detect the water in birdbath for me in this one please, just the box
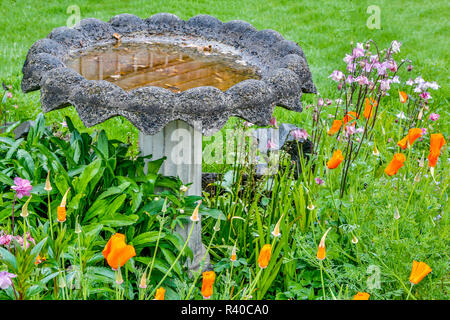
[65,41,260,92]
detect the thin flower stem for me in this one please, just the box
[320,260,326,300]
[47,192,54,240]
[185,228,217,300]
[11,194,17,236]
[147,221,196,299]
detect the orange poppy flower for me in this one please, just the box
[428,133,446,167]
[328,120,342,136]
[154,287,165,300]
[343,111,359,125]
[399,91,408,103]
[102,233,136,270]
[316,227,331,260]
[353,292,370,300]
[363,97,378,119]
[384,153,406,176]
[258,244,272,269]
[327,149,344,169]
[201,271,216,299]
[35,255,46,265]
[409,261,432,285]
[397,128,423,150]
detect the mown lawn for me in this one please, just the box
[0,0,448,142]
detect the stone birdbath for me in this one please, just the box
[21,13,316,270]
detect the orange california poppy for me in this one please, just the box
[328,120,343,136]
[35,255,46,265]
[363,97,378,119]
[102,233,136,270]
[428,133,446,167]
[201,271,216,299]
[353,292,370,300]
[409,261,432,285]
[399,91,408,103]
[343,111,359,125]
[316,227,331,260]
[397,128,423,150]
[384,153,406,176]
[258,244,272,269]
[154,287,165,300]
[327,149,344,169]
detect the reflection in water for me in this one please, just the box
[65,41,260,92]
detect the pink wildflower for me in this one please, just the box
[11,177,33,199]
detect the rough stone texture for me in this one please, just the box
[22,13,316,136]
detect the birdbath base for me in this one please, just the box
[139,120,209,271]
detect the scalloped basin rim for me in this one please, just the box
[21,13,317,136]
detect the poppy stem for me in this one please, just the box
[319,260,326,300]
[47,191,54,240]
[406,283,414,300]
[147,220,196,299]
[185,227,217,300]
[11,193,17,236]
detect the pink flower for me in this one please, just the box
[11,177,33,199]
[270,117,278,128]
[291,129,309,140]
[380,79,391,92]
[420,92,431,101]
[345,125,356,137]
[329,70,345,82]
[325,99,332,105]
[346,63,356,73]
[315,177,325,185]
[376,61,388,76]
[317,98,324,107]
[266,139,278,150]
[343,54,353,64]
[355,75,369,86]
[243,121,254,128]
[429,113,440,121]
[421,128,428,136]
[6,92,12,99]
[345,75,355,84]
[352,46,364,59]
[387,60,398,72]
[0,271,17,290]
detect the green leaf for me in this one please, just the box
[99,213,139,227]
[0,246,18,272]
[73,158,102,194]
[132,231,166,247]
[96,130,109,159]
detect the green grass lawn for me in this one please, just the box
[0,0,448,146]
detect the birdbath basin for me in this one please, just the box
[21,13,316,270]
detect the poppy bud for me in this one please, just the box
[316,227,332,260]
[258,244,272,269]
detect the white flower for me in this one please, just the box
[396,112,407,119]
[391,40,402,53]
